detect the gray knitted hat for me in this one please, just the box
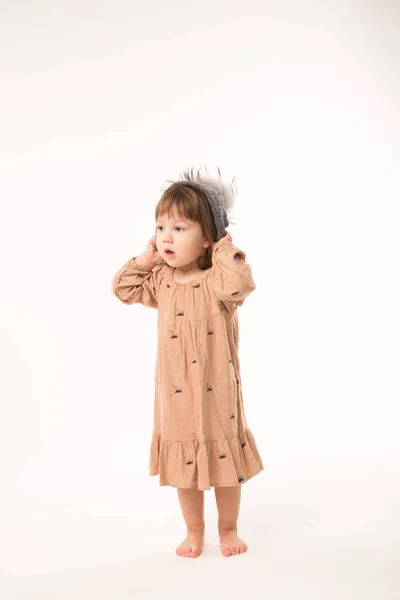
[175,165,237,242]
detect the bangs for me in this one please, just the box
[155,184,206,224]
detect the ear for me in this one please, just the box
[203,232,211,248]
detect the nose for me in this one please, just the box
[161,229,173,243]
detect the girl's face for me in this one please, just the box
[156,212,210,271]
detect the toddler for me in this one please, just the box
[111,166,264,557]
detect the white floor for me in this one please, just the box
[1,462,399,600]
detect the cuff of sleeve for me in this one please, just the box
[212,238,233,252]
[130,257,153,271]
[212,239,246,260]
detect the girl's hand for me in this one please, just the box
[137,236,167,268]
[211,230,232,251]
[147,235,167,265]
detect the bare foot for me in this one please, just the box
[219,529,248,557]
[176,531,205,558]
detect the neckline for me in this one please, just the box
[165,266,213,289]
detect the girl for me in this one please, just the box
[111,166,264,558]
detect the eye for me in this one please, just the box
[156,226,184,232]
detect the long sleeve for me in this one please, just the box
[111,257,166,308]
[211,238,256,308]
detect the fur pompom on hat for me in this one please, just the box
[176,165,237,242]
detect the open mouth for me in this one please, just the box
[165,250,175,258]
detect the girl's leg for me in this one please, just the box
[175,487,205,558]
[214,486,248,556]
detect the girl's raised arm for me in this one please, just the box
[211,234,256,309]
[111,257,166,308]
[112,235,167,308]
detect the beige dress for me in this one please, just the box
[111,237,264,490]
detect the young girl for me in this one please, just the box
[111,166,264,558]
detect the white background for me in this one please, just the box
[1,1,399,599]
